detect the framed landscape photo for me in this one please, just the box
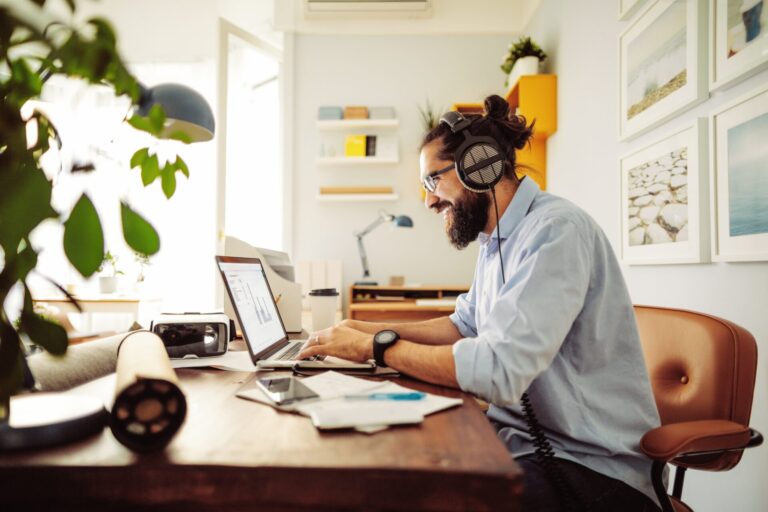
[619,0,708,140]
[711,0,768,91]
[619,0,649,21]
[710,83,768,261]
[620,119,709,264]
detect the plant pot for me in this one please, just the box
[507,56,540,90]
[99,276,117,294]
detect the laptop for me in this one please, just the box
[216,256,375,370]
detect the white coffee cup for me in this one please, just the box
[308,288,339,332]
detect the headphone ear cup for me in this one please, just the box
[456,140,505,192]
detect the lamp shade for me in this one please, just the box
[138,83,215,142]
[393,215,413,228]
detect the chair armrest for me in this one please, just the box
[640,420,751,461]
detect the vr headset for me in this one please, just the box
[150,313,236,359]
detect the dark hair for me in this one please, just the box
[420,95,534,182]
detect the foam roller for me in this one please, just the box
[111,331,187,452]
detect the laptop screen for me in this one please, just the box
[217,257,287,356]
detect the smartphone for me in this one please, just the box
[256,376,319,405]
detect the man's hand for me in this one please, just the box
[297,324,374,362]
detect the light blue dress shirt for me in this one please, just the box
[450,177,661,504]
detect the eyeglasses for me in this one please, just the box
[422,163,455,193]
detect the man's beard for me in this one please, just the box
[442,191,490,249]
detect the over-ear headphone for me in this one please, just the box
[439,111,505,193]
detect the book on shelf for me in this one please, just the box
[343,106,369,119]
[319,186,393,195]
[318,106,343,120]
[344,135,367,157]
[365,135,377,156]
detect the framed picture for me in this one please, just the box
[619,0,649,21]
[620,119,709,264]
[710,82,768,261]
[619,0,708,140]
[710,0,768,91]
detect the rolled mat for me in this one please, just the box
[110,331,187,452]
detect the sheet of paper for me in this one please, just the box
[300,370,385,399]
[169,350,257,372]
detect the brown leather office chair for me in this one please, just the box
[634,305,763,512]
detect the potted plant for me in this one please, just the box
[0,1,198,418]
[98,251,124,294]
[134,251,151,291]
[417,97,443,133]
[500,36,548,88]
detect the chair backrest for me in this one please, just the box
[634,305,758,470]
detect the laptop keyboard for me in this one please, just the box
[275,342,324,362]
[277,343,302,360]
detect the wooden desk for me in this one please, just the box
[0,369,521,511]
[349,284,469,322]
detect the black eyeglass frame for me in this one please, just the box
[422,163,455,193]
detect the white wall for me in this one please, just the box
[525,1,768,510]
[291,34,514,293]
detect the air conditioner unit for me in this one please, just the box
[305,0,432,13]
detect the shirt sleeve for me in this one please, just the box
[452,217,592,406]
[450,283,478,338]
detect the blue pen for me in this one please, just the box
[344,392,426,401]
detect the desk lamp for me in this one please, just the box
[354,211,413,285]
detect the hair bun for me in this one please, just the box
[484,94,510,120]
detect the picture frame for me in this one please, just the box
[619,0,708,140]
[710,0,768,91]
[620,119,709,265]
[709,82,768,261]
[619,0,649,21]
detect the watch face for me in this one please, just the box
[376,330,397,344]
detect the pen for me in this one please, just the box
[344,392,426,401]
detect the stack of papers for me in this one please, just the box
[236,371,462,434]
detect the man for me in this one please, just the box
[298,95,661,512]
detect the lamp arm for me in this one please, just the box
[356,234,371,278]
[355,213,392,238]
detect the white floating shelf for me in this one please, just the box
[316,119,399,130]
[316,194,399,202]
[316,156,399,166]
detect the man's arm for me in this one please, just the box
[297,324,459,388]
[334,316,463,346]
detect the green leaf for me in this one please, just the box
[121,202,160,256]
[130,147,149,169]
[0,321,24,403]
[20,304,68,356]
[128,114,153,133]
[21,315,68,355]
[161,164,177,198]
[88,18,116,47]
[167,130,192,144]
[0,167,57,253]
[140,153,160,186]
[175,157,189,178]
[63,194,104,277]
[148,104,166,134]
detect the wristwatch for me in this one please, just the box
[373,330,400,367]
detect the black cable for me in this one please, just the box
[489,185,589,512]
[490,186,506,284]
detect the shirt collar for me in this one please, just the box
[477,177,540,246]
